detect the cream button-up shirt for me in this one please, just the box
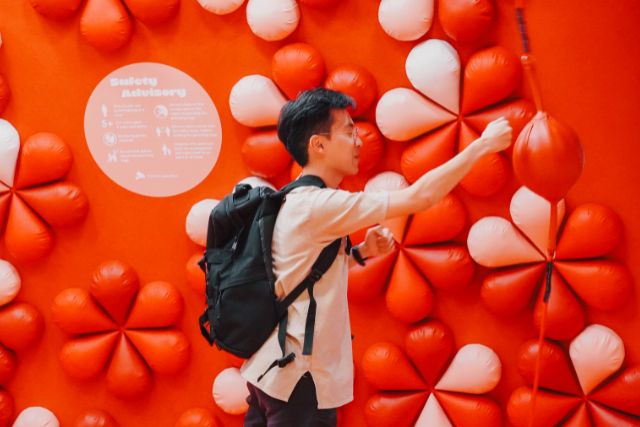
[240,186,389,409]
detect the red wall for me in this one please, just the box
[0,0,638,425]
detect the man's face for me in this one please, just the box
[321,109,362,176]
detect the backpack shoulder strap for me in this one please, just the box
[280,174,327,194]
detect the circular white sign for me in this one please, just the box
[85,62,222,197]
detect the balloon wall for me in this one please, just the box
[0,0,639,425]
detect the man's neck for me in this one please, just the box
[300,165,343,189]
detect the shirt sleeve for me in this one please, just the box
[307,188,389,243]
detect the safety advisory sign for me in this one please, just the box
[85,62,222,197]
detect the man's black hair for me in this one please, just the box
[277,88,355,167]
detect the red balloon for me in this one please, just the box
[29,0,82,19]
[242,130,292,179]
[439,0,494,43]
[0,346,16,385]
[298,0,340,6]
[175,407,220,427]
[0,389,14,427]
[272,43,326,100]
[513,111,584,202]
[325,65,377,117]
[0,74,10,115]
[73,409,120,427]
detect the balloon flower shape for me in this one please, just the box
[197,0,340,42]
[0,120,89,263]
[229,42,384,190]
[468,186,633,340]
[0,260,44,427]
[349,172,475,324]
[29,0,180,51]
[51,260,191,399]
[508,324,640,426]
[378,0,494,43]
[362,321,502,426]
[376,39,536,197]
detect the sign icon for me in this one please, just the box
[162,144,172,156]
[153,104,168,119]
[108,151,118,163]
[135,171,146,180]
[103,133,117,146]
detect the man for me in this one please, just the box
[241,88,512,426]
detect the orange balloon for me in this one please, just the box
[106,336,152,398]
[241,130,292,179]
[0,302,44,351]
[186,252,205,295]
[555,260,632,311]
[385,252,434,323]
[438,0,494,44]
[516,339,581,395]
[404,245,475,292]
[175,407,220,427]
[126,281,183,328]
[14,132,73,189]
[298,0,340,6]
[125,0,180,26]
[29,0,82,19]
[354,122,384,174]
[80,0,134,51]
[0,74,10,115]
[364,392,428,427]
[404,193,466,245]
[4,196,54,262]
[73,409,120,427]
[126,330,190,374]
[590,366,640,417]
[401,123,457,184]
[533,271,585,340]
[507,386,580,427]
[589,403,640,426]
[361,342,426,390]
[462,46,521,114]
[60,333,120,379]
[51,288,117,335]
[435,391,502,427]
[325,65,377,117]
[556,203,623,259]
[348,250,397,303]
[272,43,325,100]
[513,111,584,203]
[90,260,140,325]
[404,321,454,387]
[0,345,16,385]
[481,264,545,316]
[0,389,14,427]
[18,182,89,227]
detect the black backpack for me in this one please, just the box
[198,175,345,381]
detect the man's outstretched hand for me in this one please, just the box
[478,116,513,154]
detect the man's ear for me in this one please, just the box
[309,134,324,155]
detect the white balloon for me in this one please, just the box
[236,176,276,191]
[436,344,501,394]
[186,199,219,247]
[246,0,299,41]
[415,394,451,427]
[467,217,545,267]
[406,39,460,114]
[0,259,20,306]
[229,75,287,127]
[12,407,60,427]
[510,186,565,256]
[570,324,625,395]
[378,0,434,41]
[0,119,20,187]
[197,0,245,15]
[212,367,249,415]
[375,88,455,141]
[364,171,409,192]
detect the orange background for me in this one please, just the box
[0,0,639,425]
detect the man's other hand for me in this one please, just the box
[359,225,395,258]
[479,116,512,154]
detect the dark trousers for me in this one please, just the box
[244,372,337,427]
